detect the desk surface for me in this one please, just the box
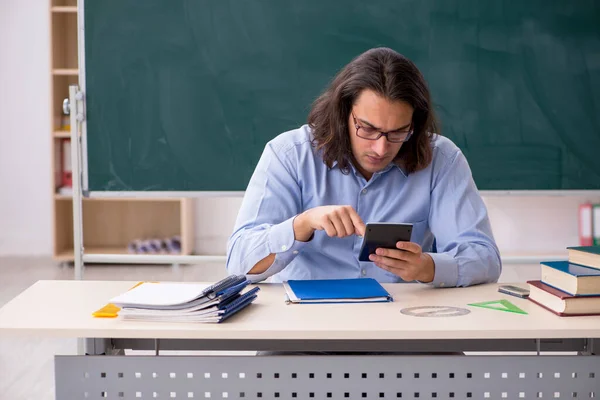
[0,280,599,340]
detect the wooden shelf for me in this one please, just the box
[52,0,77,7]
[55,247,190,263]
[86,197,186,202]
[55,247,131,262]
[51,6,77,13]
[54,130,70,138]
[54,194,187,202]
[52,69,78,76]
[53,198,194,260]
[52,75,78,131]
[51,12,77,70]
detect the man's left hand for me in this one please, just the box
[369,241,435,283]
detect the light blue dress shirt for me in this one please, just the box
[226,125,501,286]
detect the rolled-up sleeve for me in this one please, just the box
[226,141,309,282]
[427,150,502,287]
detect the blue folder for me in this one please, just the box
[283,278,393,304]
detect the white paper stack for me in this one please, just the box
[109,275,259,323]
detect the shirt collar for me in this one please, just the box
[330,158,407,178]
[379,162,408,178]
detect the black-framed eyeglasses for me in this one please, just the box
[352,112,413,143]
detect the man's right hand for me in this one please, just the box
[293,205,366,242]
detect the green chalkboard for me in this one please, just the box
[84,0,600,191]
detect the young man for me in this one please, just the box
[226,47,501,287]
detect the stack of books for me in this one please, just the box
[109,275,259,323]
[527,246,600,316]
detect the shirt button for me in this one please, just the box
[440,283,445,287]
[361,189,368,194]
[281,245,288,251]
[361,269,366,276]
[292,250,298,255]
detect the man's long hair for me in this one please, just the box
[308,48,438,174]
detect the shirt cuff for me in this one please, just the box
[426,252,458,288]
[246,215,309,283]
[268,215,298,253]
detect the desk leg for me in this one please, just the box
[85,338,113,355]
[581,338,598,356]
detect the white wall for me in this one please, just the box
[193,195,600,258]
[485,195,599,256]
[0,0,598,258]
[0,0,52,256]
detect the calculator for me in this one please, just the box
[498,285,530,298]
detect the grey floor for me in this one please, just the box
[0,257,540,400]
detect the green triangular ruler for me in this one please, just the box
[468,299,528,315]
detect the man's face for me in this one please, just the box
[348,89,414,180]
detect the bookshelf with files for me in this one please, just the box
[50,0,194,262]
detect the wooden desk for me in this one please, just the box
[1,280,599,399]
